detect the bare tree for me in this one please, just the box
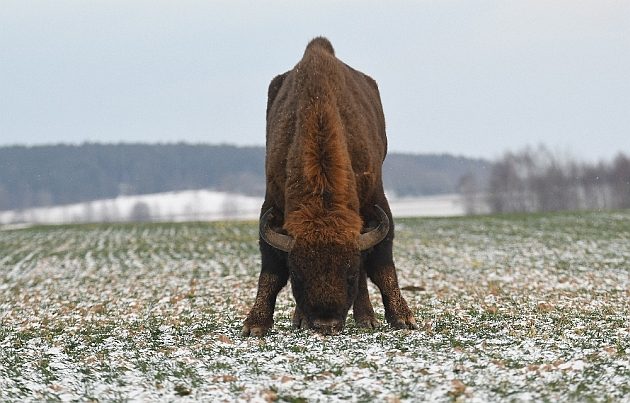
[129,201,152,222]
[487,146,630,214]
[488,151,535,213]
[458,174,480,215]
[611,154,630,209]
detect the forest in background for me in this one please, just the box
[0,143,489,211]
[461,146,630,214]
[4,143,628,216]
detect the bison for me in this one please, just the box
[242,37,417,336]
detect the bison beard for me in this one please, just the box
[242,37,417,336]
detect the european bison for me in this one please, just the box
[242,37,417,336]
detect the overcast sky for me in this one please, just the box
[1,0,629,161]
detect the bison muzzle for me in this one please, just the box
[242,37,417,336]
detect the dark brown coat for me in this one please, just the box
[242,37,416,336]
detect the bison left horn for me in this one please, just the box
[260,208,295,252]
[358,205,390,251]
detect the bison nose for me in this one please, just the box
[311,318,343,335]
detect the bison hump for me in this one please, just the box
[304,37,335,57]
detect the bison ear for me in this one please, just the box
[266,72,288,118]
[260,208,295,253]
[358,205,390,251]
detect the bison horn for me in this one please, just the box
[260,208,295,252]
[358,205,390,251]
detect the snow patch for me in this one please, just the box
[0,191,465,225]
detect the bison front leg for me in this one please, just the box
[242,241,289,337]
[353,268,380,329]
[365,238,417,330]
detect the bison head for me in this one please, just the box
[260,205,389,334]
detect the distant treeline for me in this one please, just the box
[0,143,489,211]
[461,146,630,214]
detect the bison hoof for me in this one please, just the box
[355,316,380,329]
[292,317,309,330]
[389,315,418,330]
[292,308,310,330]
[241,324,271,337]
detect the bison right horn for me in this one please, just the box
[260,208,295,252]
[358,205,390,251]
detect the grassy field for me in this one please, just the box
[1,211,629,401]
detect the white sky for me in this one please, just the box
[1,0,629,161]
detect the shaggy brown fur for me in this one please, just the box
[242,37,416,336]
[283,40,363,245]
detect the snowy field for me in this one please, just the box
[0,191,464,225]
[1,212,629,401]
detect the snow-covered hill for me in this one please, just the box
[0,190,464,225]
[0,190,263,225]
